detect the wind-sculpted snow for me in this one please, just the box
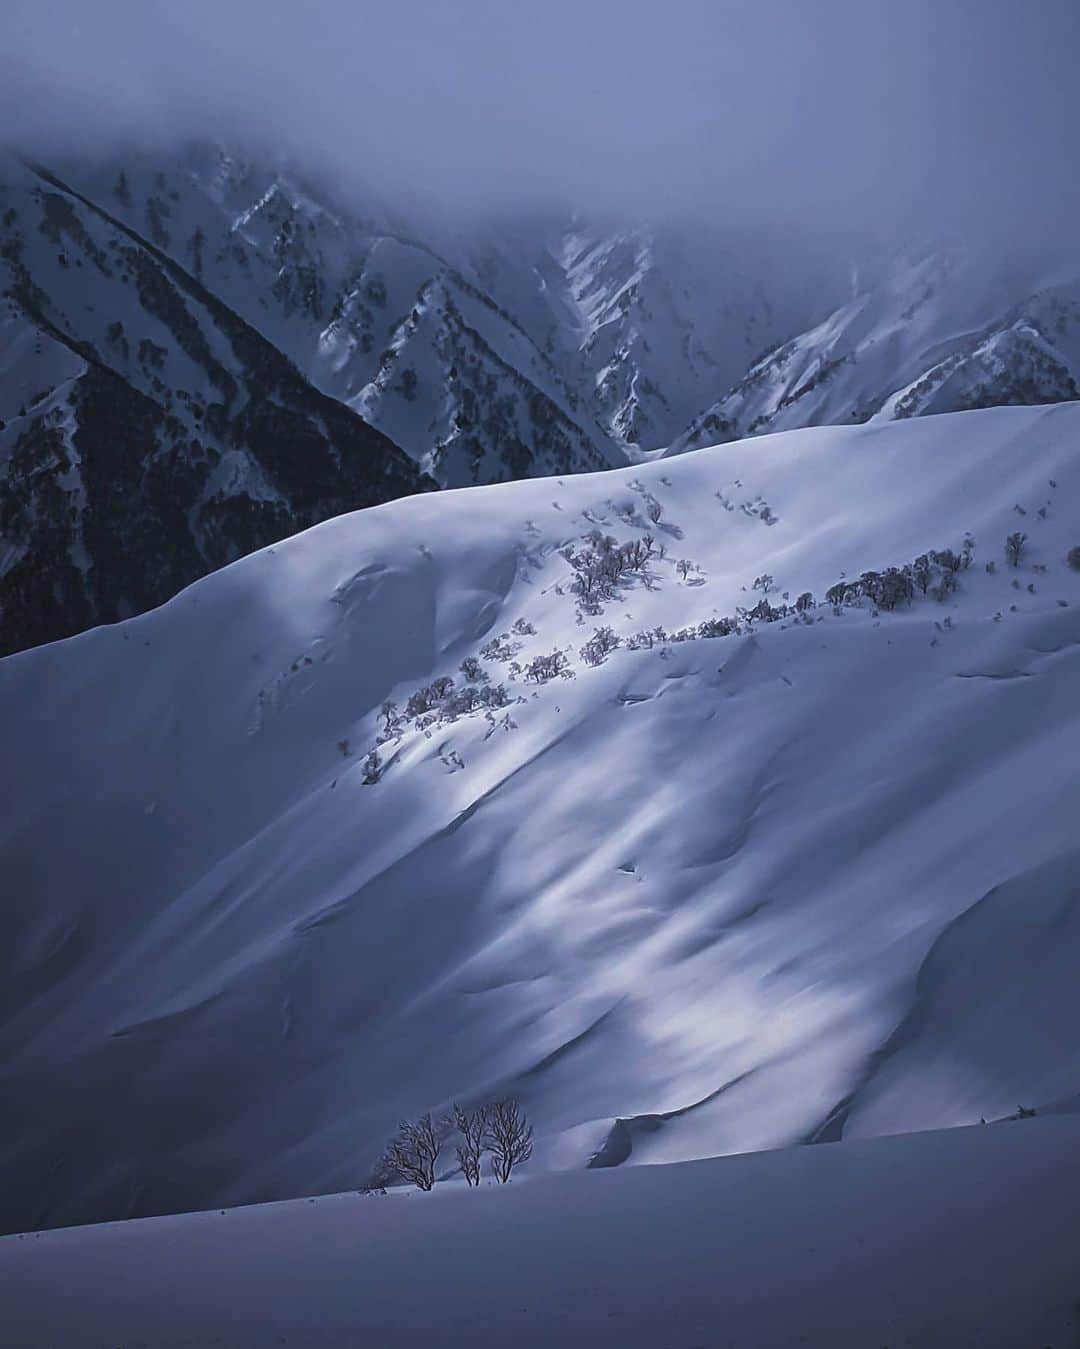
[1,404,1079,1232]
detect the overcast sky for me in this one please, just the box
[3,0,1078,250]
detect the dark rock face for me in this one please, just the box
[0,162,432,658]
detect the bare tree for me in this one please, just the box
[647,501,663,524]
[451,1104,489,1187]
[677,559,693,581]
[486,1099,533,1183]
[380,1114,442,1191]
[1005,531,1027,567]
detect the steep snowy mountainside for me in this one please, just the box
[4,1116,1080,1348]
[558,221,837,454]
[0,157,429,656]
[53,147,842,470]
[560,225,732,450]
[1,402,1078,1233]
[67,148,624,486]
[673,250,1080,452]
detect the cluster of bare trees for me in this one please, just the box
[825,539,976,611]
[358,606,580,783]
[562,528,659,611]
[366,675,513,754]
[371,1100,533,1192]
[625,614,741,650]
[480,631,523,663]
[403,676,514,723]
[582,625,621,666]
[625,587,824,651]
[516,650,571,683]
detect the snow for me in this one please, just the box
[12,144,851,481]
[2,1115,1079,1347]
[673,249,1080,451]
[1,403,1079,1234]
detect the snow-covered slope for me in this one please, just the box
[1,403,1079,1234]
[674,250,1080,452]
[3,1114,1079,1348]
[0,156,429,655]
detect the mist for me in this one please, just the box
[3,0,1080,255]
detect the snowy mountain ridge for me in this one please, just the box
[673,249,1080,452]
[1,401,1078,1234]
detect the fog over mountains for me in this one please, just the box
[2,5,1078,654]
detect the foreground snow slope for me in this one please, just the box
[2,403,1079,1232]
[3,1116,1080,1348]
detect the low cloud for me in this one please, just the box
[3,0,1079,258]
